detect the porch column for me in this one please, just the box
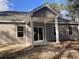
[55,16,60,43]
[29,14,34,46]
[44,23,47,42]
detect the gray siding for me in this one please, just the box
[32,7,56,18]
[46,23,79,42]
[46,23,56,42]
[59,24,79,41]
[26,24,32,46]
[0,23,32,47]
[0,13,27,22]
[0,24,25,46]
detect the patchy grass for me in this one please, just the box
[0,41,79,59]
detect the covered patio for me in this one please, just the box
[29,15,60,45]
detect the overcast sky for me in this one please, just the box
[0,0,67,12]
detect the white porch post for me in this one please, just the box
[44,23,47,42]
[55,16,60,43]
[29,14,34,46]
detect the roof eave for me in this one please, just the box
[29,3,59,16]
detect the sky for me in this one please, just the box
[0,0,67,12]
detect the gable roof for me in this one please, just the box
[29,3,59,15]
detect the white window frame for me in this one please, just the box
[16,25,24,37]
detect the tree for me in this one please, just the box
[66,0,74,17]
[66,0,79,22]
[50,3,65,11]
[66,0,79,15]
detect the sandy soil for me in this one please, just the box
[0,41,79,59]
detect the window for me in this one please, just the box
[54,27,56,35]
[17,26,24,37]
[69,27,72,35]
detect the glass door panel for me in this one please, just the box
[39,28,43,40]
[34,28,38,41]
[34,27,43,42]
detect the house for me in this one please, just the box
[0,3,79,47]
[27,3,79,46]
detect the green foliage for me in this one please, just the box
[67,0,79,10]
[67,0,72,2]
[50,3,65,11]
[66,0,74,17]
[49,1,75,17]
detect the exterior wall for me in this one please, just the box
[46,23,56,42]
[26,24,32,46]
[0,23,32,47]
[32,17,55,23]
[0,24,23,46]
[46,23,79,42]
[59,24,69,41]
[59,24,79,41]
[0,13,27,22]
[32,7,56,18]
[46,9,56,18]
[33,22,44,27]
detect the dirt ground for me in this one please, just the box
[0,41,79,59]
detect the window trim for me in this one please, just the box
[16,25,24,37]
